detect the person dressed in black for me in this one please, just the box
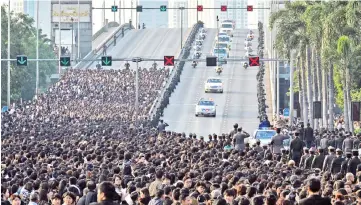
[343,133,354,153]
[91,182,119,205]
[304,123,314,148]
[157,120,168,133]
[289,130,304,166]
[299,148,309,168]
[298,178,331,205]
[323,146,336,172]
[330,148,344,175]
[102,44,107,55]
[341,152,352,174]
[347,149,361,176]
[304,147,316,169]
[311,148,325,169]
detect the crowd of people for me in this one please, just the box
[5,23,361,205]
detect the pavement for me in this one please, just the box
[162,29,260,137]
[92,26,122,50]
[88,28,191,69]
[264,62,274,122]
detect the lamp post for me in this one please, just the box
[7,0,11,106]
[217,15,219,64]
[180,7,185,49]
[70,18,74,60]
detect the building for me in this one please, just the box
[168,0,189,28]
[214,0,248,29]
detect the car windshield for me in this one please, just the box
[255,130,276,139]
[214,49,227,54]
[222,24,233,28]
[207,79,222,83]
[216,43,227,49]
[219,37,230,42]
[198,101,215,106]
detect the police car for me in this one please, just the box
[195,98,217,117]
[205,77,223,93]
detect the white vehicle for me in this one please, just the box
[221,21,234,37]
[195,98,217,117]
[245,51,256,57]
[205,77,223,93]
[215,42,230,51]
[247,128,290,149]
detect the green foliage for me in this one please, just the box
[1,5,57,105]
[333,66,344,110]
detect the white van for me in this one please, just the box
[221,21,234,37]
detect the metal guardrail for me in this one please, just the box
[73,23,133,70]
[148,23,203,120]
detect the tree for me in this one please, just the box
[1,5,57,106]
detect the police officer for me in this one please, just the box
[299,147,309,168]
[347,149,361,176]
[229,123,238,138]
[341,152,352,174]
[299,123,305,141]
[335,133,344,150]
[343,133,354,153]
[312,148,325,169]
[233,127,249,152]
[323,146,336,172]
[290,130,304,166]
[330,148,344,175]
[304,147,316,169]
[353,134,360,149]
[304,123,314,148]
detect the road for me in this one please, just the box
[89,28,190,69]
[162,29,260,137]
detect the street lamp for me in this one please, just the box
[180,7,185,49]
[71,17,74,58]
[217,15,219,64]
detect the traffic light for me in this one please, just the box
[247,5,253,11]
[352,102,361,121]
[136,5,143,12]
[206,56,217,66]
[16,55,27,66]
[197,5,203,11]
[313,101,322,119]
[164,56,174,66]
[111,5,118,12]
[249,56,260,66]
[221,5,227,12]
[59,56,71,66]
[101,56,112,66]
[160,5,167,12]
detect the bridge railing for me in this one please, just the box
[148,22,204,124]
[74,23,133,70]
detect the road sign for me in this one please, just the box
[221,5,227,11]
[283,108,290,117]
[197,5,203,11]
[16,55,27,66]
[206,56,217,66]
[247,5,253,11]
[136,5,143,12]
[249,56,260,66]
[101,56,112,66]
[59,56,71,66]
[164,56,174,66]
[111,5,118,12]
[160,5,167,12]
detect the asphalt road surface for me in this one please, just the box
[162,29,260,137]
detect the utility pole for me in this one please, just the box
[78,0,80,60]
[289,50,295,126]
[36,0,39,97]
[7,0,11,107]
[58,0,62,74]
[180,7,185,49]
[217,15,219,63]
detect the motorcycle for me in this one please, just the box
[192,61,197,68]
[216,67,222,75]
[243,63,248,69]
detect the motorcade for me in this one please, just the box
[245,51,256,57]
[195,98,217,117]
[215,42,230,51]
[204,77,223,93]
